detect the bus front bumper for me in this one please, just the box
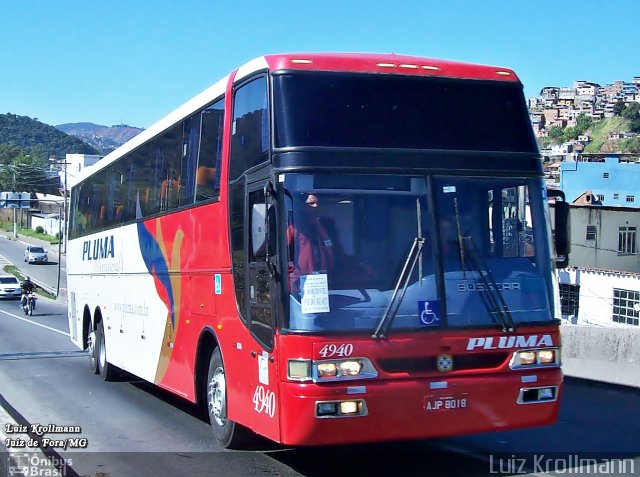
[278,369,562,446]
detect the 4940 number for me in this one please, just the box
[253,385,275,418]
[318,343,354,358]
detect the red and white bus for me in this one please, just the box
[67,53,570,448]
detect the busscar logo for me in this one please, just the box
[457,281,521,292]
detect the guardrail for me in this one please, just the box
[561,323,640,388]
[30,276,57,297]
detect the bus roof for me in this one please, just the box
[264,53,520,82]
[74,52,521,186]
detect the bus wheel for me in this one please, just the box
[207,348,253,449]
[96,321,118,382]
[88,326,99,374]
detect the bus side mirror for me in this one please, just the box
[251,203,267,258]
[548,190,570,269]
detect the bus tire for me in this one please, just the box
[207,348,253,449]
[96,321,118,381]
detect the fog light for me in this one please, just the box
[339,401,359,415]
[338,360,362,376]
[538,387,555,400]
[317,362,337,377]
[317,402,338,416]
[288,360,311,380]
[519,351,536,365]
[538,349,556,364]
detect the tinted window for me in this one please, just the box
[69,95,232,239]
[273,72,536,153]
[229,182,246,318]
[196,99,225,202]
[230,77,269,180]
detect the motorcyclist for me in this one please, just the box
[20,277,36,309]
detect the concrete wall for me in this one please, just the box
[561,323,640,388]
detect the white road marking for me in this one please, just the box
[0,309,69,336]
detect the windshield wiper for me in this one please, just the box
[372,237,424,340]
[452,198,515,333]
[462,239,516,333]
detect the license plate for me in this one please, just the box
[424,395,468,412]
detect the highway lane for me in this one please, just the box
[0,234,66,294]
[0,297,638,476]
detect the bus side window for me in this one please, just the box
[195,98,224,202]
[230,76,269,181]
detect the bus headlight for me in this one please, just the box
[518,351,537,366]
[313,357,378,382]
[510,348,560,369]
[537,349,556,364]
[338,360,363,376]
[317,362,338,378]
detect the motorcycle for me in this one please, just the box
[22,293,36,316]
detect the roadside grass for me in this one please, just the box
[3,264,57,300]
[0,221,59,244]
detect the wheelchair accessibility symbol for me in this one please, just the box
[418,300,441,326]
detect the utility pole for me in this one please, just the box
[62,160,68,254]
[12,164,17,238]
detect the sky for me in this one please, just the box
[1,0,638,129]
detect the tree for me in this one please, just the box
[0,154,54,193]
[548,126,564,141]
[613,100,626,116]
[621,103,640,132]
[575,113,593,133]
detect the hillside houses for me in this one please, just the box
[529,77,640,139]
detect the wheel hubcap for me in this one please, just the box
[88,331,96,360]
[208,367,227,427]
[98,331,106,369]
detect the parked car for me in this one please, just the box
[0,275,22,299]
[24,246,48,264]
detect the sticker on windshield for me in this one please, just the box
[418,300,441,326]
[442,186,456,193]
[300,274,330,314]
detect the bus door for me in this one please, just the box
[231,183,280,441]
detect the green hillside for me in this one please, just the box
[0,113,98,160]
[537,104,640,153]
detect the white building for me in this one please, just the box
[31,213,62,237]
[568,205,640,273]
[558,267,639,328]
[63,154,103,190]
[551,143,573,156]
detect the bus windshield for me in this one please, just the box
[283,173,554,333]
[273,72,537,153]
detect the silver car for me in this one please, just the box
[24,246,48,264]
[0,275,22,299]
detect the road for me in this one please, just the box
[0,234,66,296]
[0,241,638,476]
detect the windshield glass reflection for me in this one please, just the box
[283,173,553,333]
